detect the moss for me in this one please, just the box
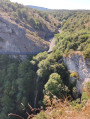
[70,72,79,78]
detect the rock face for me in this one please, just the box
[0,13,49,54]
[63,52,90,94]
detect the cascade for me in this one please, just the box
[34,76,39,108]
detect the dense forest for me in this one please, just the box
[0,0,90,119]
[0,52,70,119]
[54,10,90,58]
[0,55,36,118]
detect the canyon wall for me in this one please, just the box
[63,52,90,94]
[0,13,49,53]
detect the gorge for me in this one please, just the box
[0,0,90,119]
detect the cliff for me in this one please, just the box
[0,12,49,53]
[0,0,61,55]
[63,52,90,94]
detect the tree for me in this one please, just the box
[44,73,69,98]
[17,59,36,108]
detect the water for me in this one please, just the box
[34,76,39,108]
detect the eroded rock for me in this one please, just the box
[63,52,90,94]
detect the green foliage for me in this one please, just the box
[83,82,90,98]
[82,92,89,101]
[31,49,70,108]
[0,0,59,39]
[55,30,90,58]
[70,72,79,78]
[35,111,47,119]
[32,51,48,64]
[85,82,90,95]
[70,98,85,111]
[54,10,90,58]
[32,50,69,85]
[83,47,90,58]
[44,73,69,98]
[0,55,36,118]
[71,82,90,111]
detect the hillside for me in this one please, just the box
[0,12,49,53]
[54,10,90,58]
[0,0,60,53]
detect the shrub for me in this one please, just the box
[44,73,69,99]
[35,111,47,119]
[70,72,79,78]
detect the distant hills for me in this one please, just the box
[26,5,49,10]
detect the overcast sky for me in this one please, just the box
[10,0,90,10]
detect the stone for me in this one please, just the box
[63,52,90,94]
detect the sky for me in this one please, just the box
[10,0,90,10]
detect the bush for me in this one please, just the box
[44,73,69,99]
[35,111,47,119]
[83,82,90,98]
[70,72,79,78]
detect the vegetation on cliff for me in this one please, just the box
[0,0,60,39]
[31,10,90,119]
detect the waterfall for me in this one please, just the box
[34,76,39,108]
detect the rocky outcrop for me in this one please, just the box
[63,52,90,94]
[0,12,49,54]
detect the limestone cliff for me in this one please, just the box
[63,52,90,94]
[0,12,49,53]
